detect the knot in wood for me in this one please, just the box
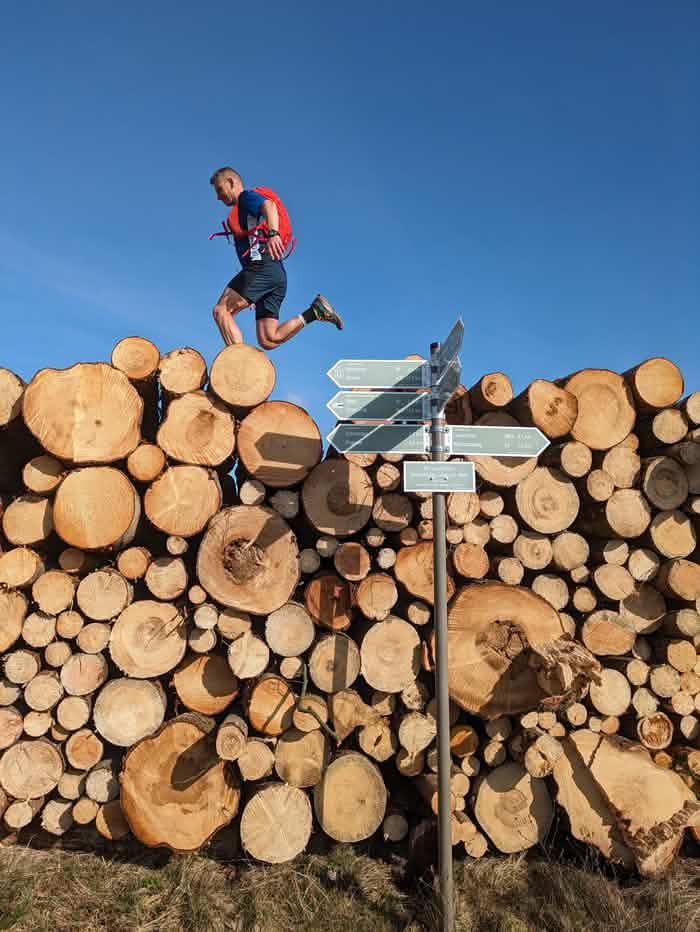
[482,620,527,660]
[223,538,265,583]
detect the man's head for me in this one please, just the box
[210,167,243,206]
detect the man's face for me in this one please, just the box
[214,176,238,206]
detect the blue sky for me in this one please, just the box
[1,1,698,442]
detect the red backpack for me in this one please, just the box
[209,186,296,259]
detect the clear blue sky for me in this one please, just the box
[1,1,698,441]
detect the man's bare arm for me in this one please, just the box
[261,199,285,260]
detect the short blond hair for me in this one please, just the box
[210,166,243,186]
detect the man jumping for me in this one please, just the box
[210,167,343,349]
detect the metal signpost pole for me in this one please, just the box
[430,340,454,932]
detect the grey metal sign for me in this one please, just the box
[449,425,549,457]
[437,319,464,373]
[326,423,430,454]
[326,391,429,422]
[327,359,428,390]
[403,461,476,493]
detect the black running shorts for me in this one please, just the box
[227,261,287,321]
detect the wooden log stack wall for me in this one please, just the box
[0,342,699,874]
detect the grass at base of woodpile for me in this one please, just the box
[0,844,698,932]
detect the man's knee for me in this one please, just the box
[258,336,278,351]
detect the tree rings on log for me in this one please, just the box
[0,739,64,798]
[0,366,24,427]
[23,363,143,463]
[209,343,276,411]
[0,590,28,652]
[126,443,166,483]
[510,379,578,439]
[360,617,421,693]
[54,468,140,550]
[227,632,270,679]
[77,569,133,621]
[564,369,636,450]
[237,401,322,488]
[65,729,104,770]
[110,601,186,678]
[96,800,131,840]
[302,460,373,537]
[265,602,315,656]
[314,752,387,843]
[158,347,207,395]
[60,653,108,696]
[157,391,235,467]
[474,762,553,853]
[515,467,579,534]
[2,494,53,546]
[144,557,188,601]
[120,714,240,851]
[145,466,222,537]
[111,336,160,381]
[625,357,684,410]
[240,784,312,863]
[274,727,329,787]
[0,547,44,589]
[172,653,239,715]
[355,573,398,621]
[304,573,353,631]
[246,674,295,735]
[446,583,565,718]
[22,454,65,495]
[581,611,636,656]
[309,635,361,694]
[94,678,167,746]
[197,505,299,614]
[394,541,455,606]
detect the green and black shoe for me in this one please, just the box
[310,294,344,330]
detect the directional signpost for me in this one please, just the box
[326,319,549,932]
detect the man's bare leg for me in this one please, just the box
[256,296,344,350]
[212,288,250,346]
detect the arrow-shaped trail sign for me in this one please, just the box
[327,423,429,455]
[437,318,464,373]
[450,425,549,457]
[327,391,429,422]
[327,359,428,390]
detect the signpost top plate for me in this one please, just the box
[327,359,428,390]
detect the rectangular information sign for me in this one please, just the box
[403,461,476,493]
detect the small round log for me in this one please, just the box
[56,695,92,732]
[56,610,84,640]
[158,347,207,395]
[24,671,64,712]
[275,727,329,787]
[227,632,270,679]
[246,675,295,735]
[126,443,166,483]
[0,739,64,797]
[302,460,374,537]
[145,465,222,537]
[144,557,188,601]
[77,568,133,621]
[474,762,553,852]
[54,468,140,550]
[649,510,696,559]
[237,738,275,780]
[589,668,632,715]
[565,369,636,450]
[309,635,361,693]
[208,343,275,411]
[304,573,353,631]
[581,611,636,656]
[109,601,186,678]
[93,678,166,746]
[241,784,312,863]
[112,336,160,381]
[313,752,387,842]
[515,467,579,534]
[0,547,44,589]
[22,611,57,649]
[2,494,53,546]
[394,541,456,605]
[23,454,65,495]
[361,617,421,693]
[355,573,398,621]
[265,603,315,656]
[237,401,321,488]
[215,714,248,761]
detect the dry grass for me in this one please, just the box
[0,843,698,932]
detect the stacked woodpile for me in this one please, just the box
[0,341,699,875]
